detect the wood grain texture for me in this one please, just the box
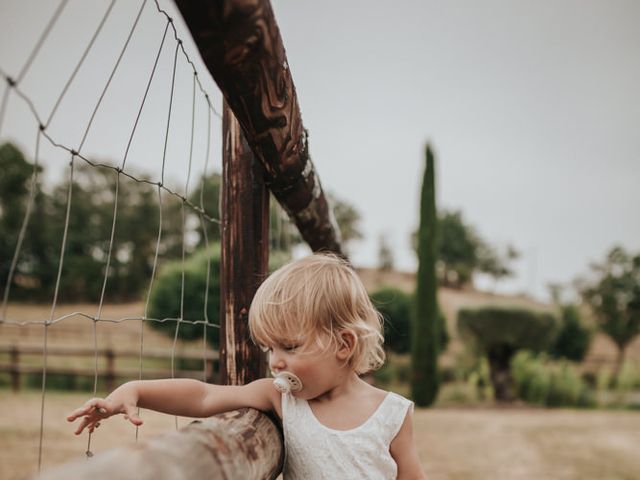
[37,408,283,480]
[175,0,343,255]
[220,103,268,385]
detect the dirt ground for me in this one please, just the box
[1,391,639,480]
[2,301,640,479]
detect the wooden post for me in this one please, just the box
[10,345,19,392]
[105,348,115,392]
[205,357,214,383]
[220,102,269,385]
[175,0,343,256]
[37,409,283,480]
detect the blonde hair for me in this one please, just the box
[249,253,385,374]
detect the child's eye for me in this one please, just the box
[282,344,299,352]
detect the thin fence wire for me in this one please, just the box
[45,0,116,129]
[0,0,226,472]
[16,0,69,85]
[0,1,222,328]
[1,0,301,473]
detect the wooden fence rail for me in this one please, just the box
[37,409,283,480]
[0,345,218,392]
[175,0,344,256]
[30,0,343,477]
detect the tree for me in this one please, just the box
[371,287,412,354]
[436,210,479,287]
[1,143,191,302]
[477,243,519,289]
[457,306,558,402]
[0,142,54,300]
[189,174,363,255]
[377,234,394,271]
[579,246,640,375]
[411,144,440,406]
[148,245,221,348]
[371,286,448,355]
[44,163,187,302]
[412,209,518,289]
[549,304,593,362]
[188,172,222,247]
[146,244,291,348]
[329,193,363,249]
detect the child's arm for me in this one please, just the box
[390,408,427,480]
[67,378,278,435]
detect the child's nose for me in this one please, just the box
[269,351,285,372]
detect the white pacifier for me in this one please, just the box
[272,371,303,394]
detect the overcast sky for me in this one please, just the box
[1,0,639,301]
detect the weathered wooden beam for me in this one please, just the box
[220,102,269,385]
[175,0,343,255]
[37,409,283,480]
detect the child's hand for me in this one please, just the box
[67,388,143,435]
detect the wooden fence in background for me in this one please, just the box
[0,345,217,392]
[31,0,344,478]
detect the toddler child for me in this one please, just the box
[67,253,426,479]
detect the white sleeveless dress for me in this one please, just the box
[281,391,413,480]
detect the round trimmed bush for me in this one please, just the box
[148,245,221,348]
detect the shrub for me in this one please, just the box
[371,286,448,354]
[373,362,394,387]
[148,245,221,348]
[596,368,614,391]
[549,305,593,361]
[458,306,558,401]
[615,362,640,391]
[373,354,411,388]
[466,357,493,401]
[147,245,289,350]
[546,363,588,407]
[511,351,595,407]
[595,363,640,393]
[511,352,550,405]
[371,287,412,353]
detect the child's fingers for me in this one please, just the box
[67,398,110,422]
[67,404,92,422]
[123,405,143,426]
[74,416,92,435]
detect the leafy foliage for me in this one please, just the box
[0,143,198,302]
[329,192,363,249]
[411,144,440,406]
[371,287,412,353]
[477,243,520,287]
[2,145,361,304]
[371,286,448,354]
[511,351,595,407]
[549,304,593,361]
[437,210,478,286]
[458,306,558,353]
[579,246,640,373]
[412,209,519,288]
[377,234,394,271]
[457,306,558,401]
[188,172,221,246]
[190,173,363,255]
[0,143,51,298]
[146,245,292,347]
[147,245,221,348]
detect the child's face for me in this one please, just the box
[267,336,349,400]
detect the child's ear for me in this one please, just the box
[336,329,357,360]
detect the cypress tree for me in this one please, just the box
[411,144,440,406]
